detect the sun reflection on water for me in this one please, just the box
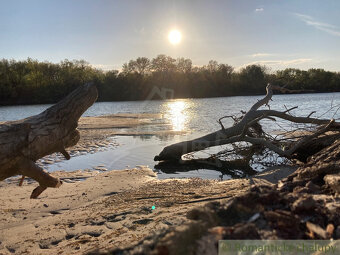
[164,100,190,131]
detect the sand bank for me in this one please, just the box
[0,165,289,255]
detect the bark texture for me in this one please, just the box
[0,83,98,198]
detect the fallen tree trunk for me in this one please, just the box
[154,84,339,163]
[0,83,98,198]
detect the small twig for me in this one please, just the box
[217,120,225,130]
[331,106,340,119]
[218,115,237,130]
[307,111,316,118]
[273,121,290,133]
[284,106,298,114]
[317,103,340,119]
[18,175,25,186]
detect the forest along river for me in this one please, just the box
[1,92,339,180]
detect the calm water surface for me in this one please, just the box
[1,93,339,179]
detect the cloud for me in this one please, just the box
[294,13,340,37]
[255,8,264,12]
[251,53,275,58]
[240,58,313,69]
[280,58,313,65]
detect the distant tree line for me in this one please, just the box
[0,56,339,105]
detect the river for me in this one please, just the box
[1,92,339,180]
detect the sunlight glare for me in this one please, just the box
[165,100,188,131]
[168,30,182,45]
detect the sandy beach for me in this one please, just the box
[1,165,296,255]
[0,113,299,254]
[2,1,340,253]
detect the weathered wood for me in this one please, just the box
[154,84,339,162]
[0,83,98,198]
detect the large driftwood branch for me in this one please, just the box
[154,84,274,161]
[154,84,339,162]
[0,83,98,198]
[241,119,334,157]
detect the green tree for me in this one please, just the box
[151,54,176,73]
[238,65,267,93]
[176,58,192,73]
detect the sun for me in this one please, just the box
[168,29,182,45]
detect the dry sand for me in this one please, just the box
[0,166,296,255]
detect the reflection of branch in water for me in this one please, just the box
[154,158,257,178]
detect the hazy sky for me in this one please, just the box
[1,0,340,71]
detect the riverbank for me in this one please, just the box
[0,109,296,254]
[0,165,297,254]
[0,111,338,254]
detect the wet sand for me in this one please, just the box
[36,113,186,168]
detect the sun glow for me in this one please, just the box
[168,29,182,45]
[165,100,189,131]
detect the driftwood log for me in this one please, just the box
[0,83,98,198]
[154,84,339,163]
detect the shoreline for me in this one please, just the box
[0,166,294,254]
[1,91,340,108]
[0,159,299,255]
[35,113,187,171]
[0,112,311,254]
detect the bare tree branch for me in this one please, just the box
[155,84,339,164]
